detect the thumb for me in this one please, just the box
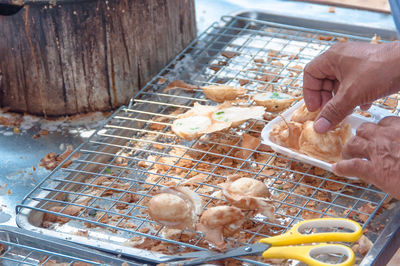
[314,94,354,133]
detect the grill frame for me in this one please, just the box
[16,13,400,265]
[0,225,138,265]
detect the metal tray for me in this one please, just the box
[0,225,139,265]
[16,11,400,265]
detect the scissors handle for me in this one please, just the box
[260,218,362,246]
[262,243,355,266]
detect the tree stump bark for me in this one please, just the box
[0,0,196,116]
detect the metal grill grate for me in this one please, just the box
[17,15,399,265]
[0,226,136,265]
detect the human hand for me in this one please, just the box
[303,41,400,133]
[332,116,400,199]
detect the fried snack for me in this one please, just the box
[269,120,303,150]
[299,121,352,163]
[196,206,244,251]
[172,103,265,140]
[236,133,261,159]
[253,92,302,112]
[211,105,265,127]
[290,103,319,123]
[147,186,202,230]
[163,80,199,93]
[269,103,352,163]
[172,115,213,141]
[171,103,229,141]
[201,85,246,102]
[221,176,275,221]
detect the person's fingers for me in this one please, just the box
[332,158,374,179]
[356,122,378,139]
[313,93,353,133]
[322,79,333,92]
[360,103,372,111]
[341,136,370,160]
[303,88,322,112]
[303,53,336,112]
[333,80,340,94]
[378,116,400,127]
[303,53,335,80]
[320,90,332,108]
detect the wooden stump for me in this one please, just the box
[0,0,196,116]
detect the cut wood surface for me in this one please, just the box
[295,0,391,13]
[0,0,196,116]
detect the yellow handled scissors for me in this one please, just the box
[162,218,362,266]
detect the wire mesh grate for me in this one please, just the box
[17,15,399,265]
[0,227,136,265]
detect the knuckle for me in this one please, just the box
[342,136,368,159]
[303,62,312,73]
[330,42,344,50]
[326,43,341,54]
[343,136,359,150]
[320,99,352,125]
[378,116,400,126]
[356,122,377,136]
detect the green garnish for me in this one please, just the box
[176,122,183,126]
[277,185,284,190]
[105,168,112,174]
[270,92,283,99]
[190,127,200,131]
[216,116,224,120]
[216,111,225,115]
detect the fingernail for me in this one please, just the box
[331,163,341,176]
[331,163,337,173]
[314,117,331,133]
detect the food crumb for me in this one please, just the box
[76,230,89,237]
[238,79,249,86]
[157,78,168,84]
[317,35,333,41]
[328,6,335,13]
[39,145,80,171]
[370,34,381,44]
[384,97,398,108]
[13,127,20,134]
[352,235,373,255]
[337,37,348,43]
[221,51,239,58]
[40,130,49,136]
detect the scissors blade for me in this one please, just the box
[159,250,215,262]
[179,243,271,266]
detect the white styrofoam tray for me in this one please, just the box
[261,100,393,178]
